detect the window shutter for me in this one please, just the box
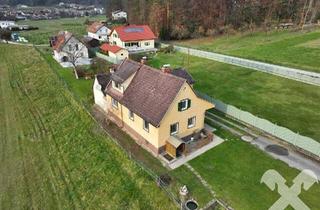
[178,102,182,111]
[187,99,191,108]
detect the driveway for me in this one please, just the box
[252,136,320,180]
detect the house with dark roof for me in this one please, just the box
[109,24,157,54]
[50,31,89,66]
[87,22,110,42]
[94,59,214,159]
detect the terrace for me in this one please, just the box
[161,126,223,169]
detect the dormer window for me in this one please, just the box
[178,99,191,111]
[112,81,123,92]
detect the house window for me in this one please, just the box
[112,98,118,109]
[143,120,149,132]
[170,123,179,135]
[144,42,150,46]
[68,44,72,51]
[129,110,134,121]
[178,99,191,111]
[188,117,196,128]
[113,41,116,45]
[113,34,117,38]
[75,44,79,51]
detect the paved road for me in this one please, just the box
[171,44,320,86]
[253,137,320,180]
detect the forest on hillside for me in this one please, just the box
[106,0,320,40]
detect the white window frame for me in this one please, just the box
[181,99,189,111]
[170,122,179,135]
[143,120,149,132]
[188,116,196,128]
[112,98,118,109]
[144,42,150,46]
[129,110,134,121]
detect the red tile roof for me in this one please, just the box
[112,25,157,42]
[87,22,105,33]
[100,43,123,54]
[52,31,73,52]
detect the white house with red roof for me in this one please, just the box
[87,22,110,42]
[109,24,157,54]
[50,31,89,67]
[99,43,128,63]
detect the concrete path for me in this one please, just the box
[168,135,224,169]
[171,44,320,86]
[253,137,320,180]
[185,163,216,196]
[205,113,320,180]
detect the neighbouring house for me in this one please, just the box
[100,43,129,63]
[94,73,111,109]
[0,20,15,29]
[82,36,100,48]
[93,59,214,158]
[108,24,157,54]
[87,22,110,42]
[50,31,89,66]
[111,10,127,20]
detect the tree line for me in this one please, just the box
[106,0,320,40]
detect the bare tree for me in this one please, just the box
[65,44,86,79]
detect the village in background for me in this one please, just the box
[0,1,320,210]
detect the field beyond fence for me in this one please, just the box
[197,91,320,158]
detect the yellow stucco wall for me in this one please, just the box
[158,83,214,147]
[106,82,214,150]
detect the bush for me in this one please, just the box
[159,45,174,54]
[0,29,11,41]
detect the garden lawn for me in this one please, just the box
[189,128,320,210]
[39,46,214,208]
[19,16,105,45]
[174,29,320,73]
[149,52,320,142]
[0,44,176,210]
[37,47,94,106]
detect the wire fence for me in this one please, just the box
[170,45,320,86]
[35,47,181,207]
[196,91,320,158]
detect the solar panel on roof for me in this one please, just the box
[124,27,144,33]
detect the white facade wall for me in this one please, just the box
[54,36,89,62]
[87,26,110,41]
[109,30,155,52]
[112,11,127,20]
[93,78,108,111]
[0,21,15,29]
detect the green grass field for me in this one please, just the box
[39,47,320,209]
[148,52,320,142]
[0,44,176,209]
[174,29,320,73]
[19,16,106,45]
[189,128,320,210]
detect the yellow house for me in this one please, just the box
[94,59,214,157]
